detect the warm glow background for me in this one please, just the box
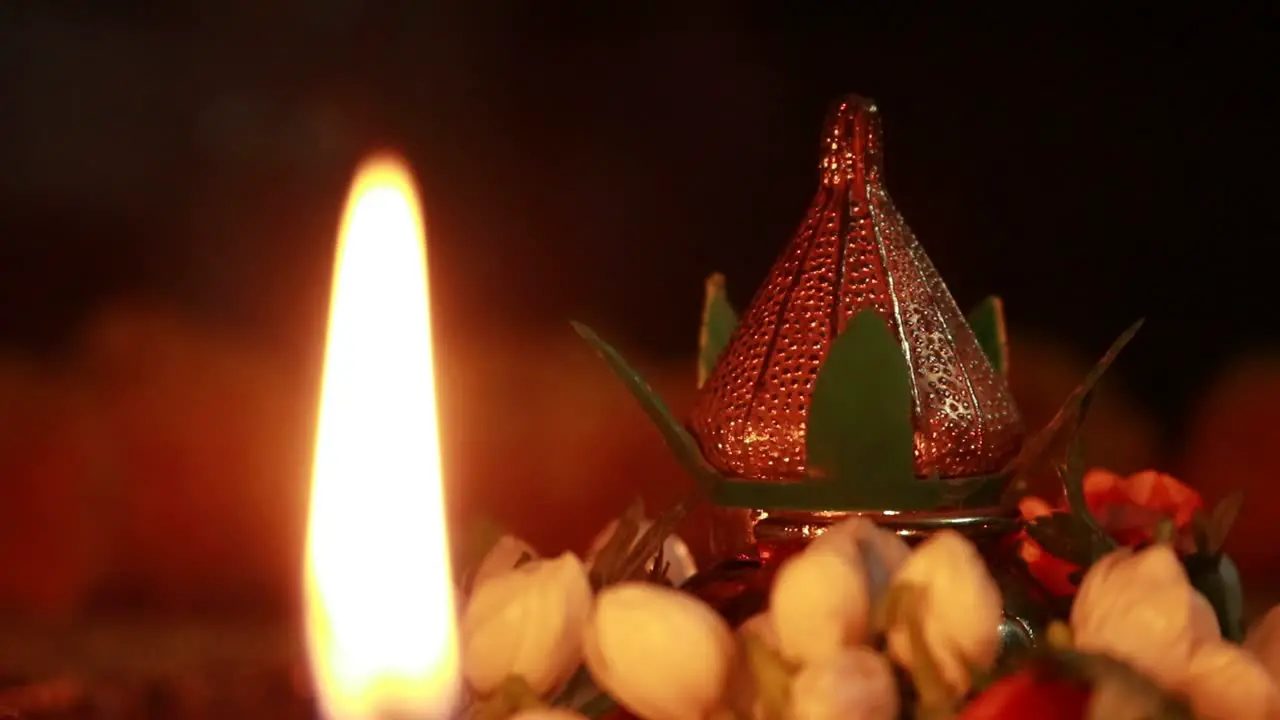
[2,309,1280,618]
[0,7,1276,624]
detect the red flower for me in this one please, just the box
[957,667,1091,719]
[1018,469,1203,597]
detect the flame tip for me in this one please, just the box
[309,150,458,719]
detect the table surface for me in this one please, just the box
[0,619,308,719]
[0,582,1277,717]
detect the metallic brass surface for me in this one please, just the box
[741,507,1049,657]
[689,94,1024,483]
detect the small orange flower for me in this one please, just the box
[1018,469,1203,597]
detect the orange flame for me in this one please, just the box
[305,154,459,720]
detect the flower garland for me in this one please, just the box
[454,470,1277,720]
[450,309,1267,719]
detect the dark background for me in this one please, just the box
[0,5,1274,456]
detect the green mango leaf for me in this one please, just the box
[1184,552,1246,642]
[968,296,1010,375]
[615,501,689,583]
[588,498,647,589]
[455,517,508,591]
[1004,319,1144,491]
[646,544,671,584]
[572,321,722,495]
[697,272,738,389]
[1059,651,1195,719]
[468,676,544,720]
[1058,413,1090,518]
[1207,490,1245,554]
[1191,513,1213,557]
[1026,512,1112,568]
[551,667,618,719]
[550,666,599,708]
[806,310,918,507]
[1058,423,1116,553]
[575,692,619,720]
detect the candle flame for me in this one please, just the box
[305,154,459,720]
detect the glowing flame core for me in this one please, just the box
[305,154,459,720]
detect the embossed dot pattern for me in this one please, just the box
[689,95,1024,483]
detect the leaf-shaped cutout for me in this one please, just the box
[697,273,738,389]
[968,295,1010,375]
[572,322,722,495]
[1004,319,1144,486]
[806,310,918,507]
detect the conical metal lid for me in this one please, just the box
[689,95,1023,483]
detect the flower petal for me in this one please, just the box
[1018,535,1080,597]
[1244,604,1280,681]
[585,582,733,720]
[1070,545,1201,689]
[1018,495,1055,520]
[790,646,898,720]
[1181,642,1280,720]
[887,530,1002,695]
[462,552,592,695]
[771,547,870,666]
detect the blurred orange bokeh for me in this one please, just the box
[0,303,1275,619]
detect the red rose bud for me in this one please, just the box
[957,668,1091,720]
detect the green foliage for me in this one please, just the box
[1185,552,1246,642]
[1184,492,1248,642]
[455,517,508,591]
[572,321,722,496]
[1205,490,1244,555]
[697,273,738,389]
[1054,651,1195,719]
[968,296,1010,375]
[467,676,545,720]
[1004,319,1144,499]
[806,310,918,507]
[1026,512,1115,568]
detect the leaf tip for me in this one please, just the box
[705,271,728,294]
